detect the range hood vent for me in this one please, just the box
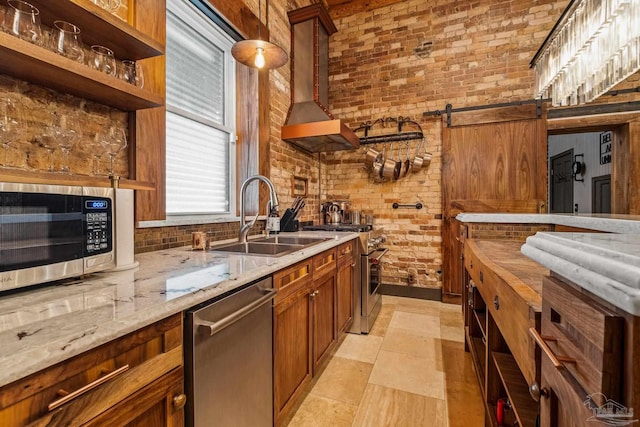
[281,4,359,153]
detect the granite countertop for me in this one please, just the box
[0,231,358,388]
[522,232,640,316]
[456,213,640,233]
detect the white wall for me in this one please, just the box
[548,132,611,213]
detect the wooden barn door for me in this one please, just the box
[442,104,548,298]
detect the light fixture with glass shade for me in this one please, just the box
[231,0,288,69]
[531,0,640,107]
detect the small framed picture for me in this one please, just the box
[291,176,308,197]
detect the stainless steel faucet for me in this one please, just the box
[239,175,279,243]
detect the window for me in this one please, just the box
[165,0,236,216]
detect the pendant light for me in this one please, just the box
[231,0,288,69]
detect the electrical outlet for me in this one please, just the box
[408,273,415,284]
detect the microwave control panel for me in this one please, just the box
[83,198,113,255]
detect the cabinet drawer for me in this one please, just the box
[313,248,337,279]
[274,259,312,303]
[337,240,355,266]
[541,276,623,400]
[0,314,183,426]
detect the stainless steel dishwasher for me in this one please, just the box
[185,277,276,427]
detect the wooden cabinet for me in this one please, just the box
[273,242,352,426]
[336,240,355,333]
[537,276,625,427]
[463,239,546,427]
[273,260,313,426]
[0,313,185,426]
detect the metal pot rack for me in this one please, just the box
[355,116,424,144]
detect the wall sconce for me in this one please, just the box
[531,0,640,106]
[572,153,585,182]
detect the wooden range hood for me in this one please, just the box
[281,3,359,153]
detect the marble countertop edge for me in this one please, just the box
[456,213,640,233]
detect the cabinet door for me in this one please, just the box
[313,271,337,372]
[273,287,313,425]
[337,259,354,333]
[84,367,185,427]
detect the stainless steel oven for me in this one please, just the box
[358,235,387,334]
[0,182,114,292]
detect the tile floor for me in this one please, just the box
[286,295,485,427]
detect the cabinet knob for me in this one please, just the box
[173,393,187,410]
[493,295,499,310]
[529,382,548,402]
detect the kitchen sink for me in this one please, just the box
[208,241,305,257]
[254,236,331,246]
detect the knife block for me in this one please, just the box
[280,208,299,232]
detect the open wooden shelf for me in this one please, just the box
[473,308,487,340]
[0,169,155,190]
[492,352,539,427]
[469,336,486,395]
[28,0,163,60]
[0,32,164,111]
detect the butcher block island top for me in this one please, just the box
[0,231,358,388]
[466,239,546,309]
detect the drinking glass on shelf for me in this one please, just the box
[0,97,24,167]
[50,21,84,63]
[90,45,117,77]
[57,128,81,174]
[91,0,121,13]
[119,60,144,88]
[106,127,127,176]
[5,0,43,45]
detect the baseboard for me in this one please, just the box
[380,284,442,301]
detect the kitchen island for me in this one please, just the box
[0,230,358,389]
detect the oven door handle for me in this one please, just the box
[369,248,389,264]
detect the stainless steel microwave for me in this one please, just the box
[0,182,115,292]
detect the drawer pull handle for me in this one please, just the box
[48,365,130,411]
[529,328,576,369]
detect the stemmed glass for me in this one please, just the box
[90,45,117,77]
[0,97,24,167]
[106,127,127,176]
[50,21,84,63]
[57,128,81,174]
[92,127,114,176]
[4,0,43,45]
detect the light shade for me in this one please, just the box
[531,0,640,106]
[231,39,288,69]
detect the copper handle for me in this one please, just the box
[529,328,576,369]
[48,365,130,411]
[173,393,187,410]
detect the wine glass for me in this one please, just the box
[119,60,144,88]
[57,128,81,174]
[106,127,127,176]
[50,21,84,63]
[0,97,24,167]
[92,127,114,175]
[41,128,60,172]
[4,0,43,45]
[90,45,117,77]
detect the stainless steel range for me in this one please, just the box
[303,224,387,333]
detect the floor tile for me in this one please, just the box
[368,350,445,399]
[440,324,465,343]
[381,328,443,367]
[286,394,358,427]
[309,356,373,405]
[334,333,383,364]
[388,310,441,338]
[353,384,447,427]
[368,303,394,337]
[444,379,485,427]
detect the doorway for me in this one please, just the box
[550,149,574,213]
[592,175,612,213]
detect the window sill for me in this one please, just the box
[137,215,267,229]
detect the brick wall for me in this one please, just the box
[323,0,569,288]
[467,223,552,242]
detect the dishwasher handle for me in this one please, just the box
[196,287,277,336]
